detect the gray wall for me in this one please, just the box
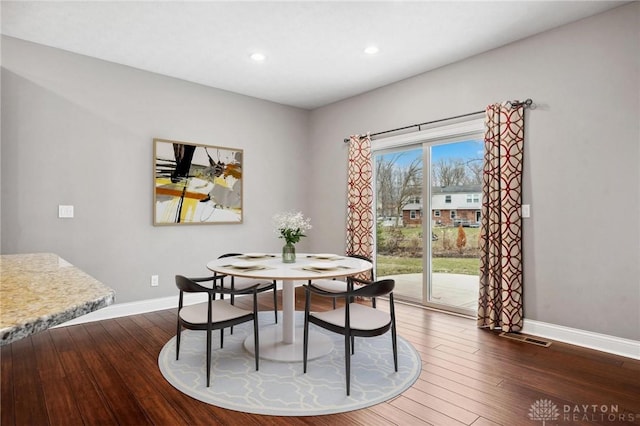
[1,36,310,303]
[307,3,639,340]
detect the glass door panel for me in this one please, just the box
[374,147,425,302]
[374,137,482,316]
[429,139,482,314]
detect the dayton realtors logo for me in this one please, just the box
[529,399,638,424]
[529,399,560,425]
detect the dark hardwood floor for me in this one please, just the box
[2,288,639,425]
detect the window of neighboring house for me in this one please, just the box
[408,196,421,204]
[466,194,472,203]
[450,210,456,219]
[445,195,452,203]
[473,194,480,203]
[410,210,419,219]
[434,210,441,217]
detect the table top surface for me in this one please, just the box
[206,253,372,281]
[0,253,115,346]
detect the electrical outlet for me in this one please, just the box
[522,204,531,218]
[58,205,74,218]
[151,275,159,287]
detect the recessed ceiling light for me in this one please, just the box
[364,45,379,55]
[250,52,266,62]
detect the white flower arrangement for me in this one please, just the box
[273,211,312,245]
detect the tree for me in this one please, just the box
[375,153,422,225]
[376,156,396,219]
[431,157,483,186]
[432,158,466,187]
[465,159,484,185]
[456,224,467,254]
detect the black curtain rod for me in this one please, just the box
[343,98,533,143]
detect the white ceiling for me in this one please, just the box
[1,1,625,110]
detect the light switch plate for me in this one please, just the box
[521,204,531,218]
[58,205,74,218]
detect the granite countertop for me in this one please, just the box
[0,253,116,346]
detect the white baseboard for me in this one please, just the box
[56,281,288,328]
[56,293,209,327]
[57,296,640,360]
[523,319,640,360]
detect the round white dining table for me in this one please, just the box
[206,253,372,362]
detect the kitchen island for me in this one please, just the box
[0,253,115,346]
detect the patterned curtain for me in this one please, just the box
[477,103,525,332]
[345,134,374,260]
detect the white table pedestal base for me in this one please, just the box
[244,325,333,362]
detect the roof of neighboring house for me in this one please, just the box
[403,203,422,210]
[402,203,482,211]
[431,184,481,194]
[401,185,483,211]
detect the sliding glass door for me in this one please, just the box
[428,139,482,313]
[373,127,483,316]
[375,146,425,301]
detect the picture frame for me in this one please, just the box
[153,138,243,225]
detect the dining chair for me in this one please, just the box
[303,277,398,396]
[217,253,278,325]
[175,274,260,387]
[307,254,376,308]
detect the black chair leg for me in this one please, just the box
[273,284,278,323]
[206,328,212,387]
[345,333,351,396]
[176,322,181,360]
[390,295,398,371]
[391,322,398,372]
[303,289,310,373]
[253,317,260,371]
[230,293,235,335]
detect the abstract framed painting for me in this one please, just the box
[153,138,243,225]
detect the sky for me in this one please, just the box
[377,138,483,167]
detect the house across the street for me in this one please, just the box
[403,185,482,227]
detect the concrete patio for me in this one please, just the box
[378,273,479,310]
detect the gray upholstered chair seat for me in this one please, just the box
[308,254,374,309]
[179,300,254,324]
[228,277,275,291]
[310,279,363,293]
[309,303,390,331]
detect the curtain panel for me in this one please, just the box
[478,103,525,332]
[345,134,374,260]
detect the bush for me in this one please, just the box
[377,225,481,258]
[456,225,467,254]
[379,227,405,254]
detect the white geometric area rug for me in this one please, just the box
[158,312,421,416]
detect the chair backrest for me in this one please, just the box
[348,253,371,262]
[348,254,374,280]
[218,252,243,259]
[351,278,394,299]
[175,275,211,293]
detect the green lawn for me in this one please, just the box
[376,255,479,276]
